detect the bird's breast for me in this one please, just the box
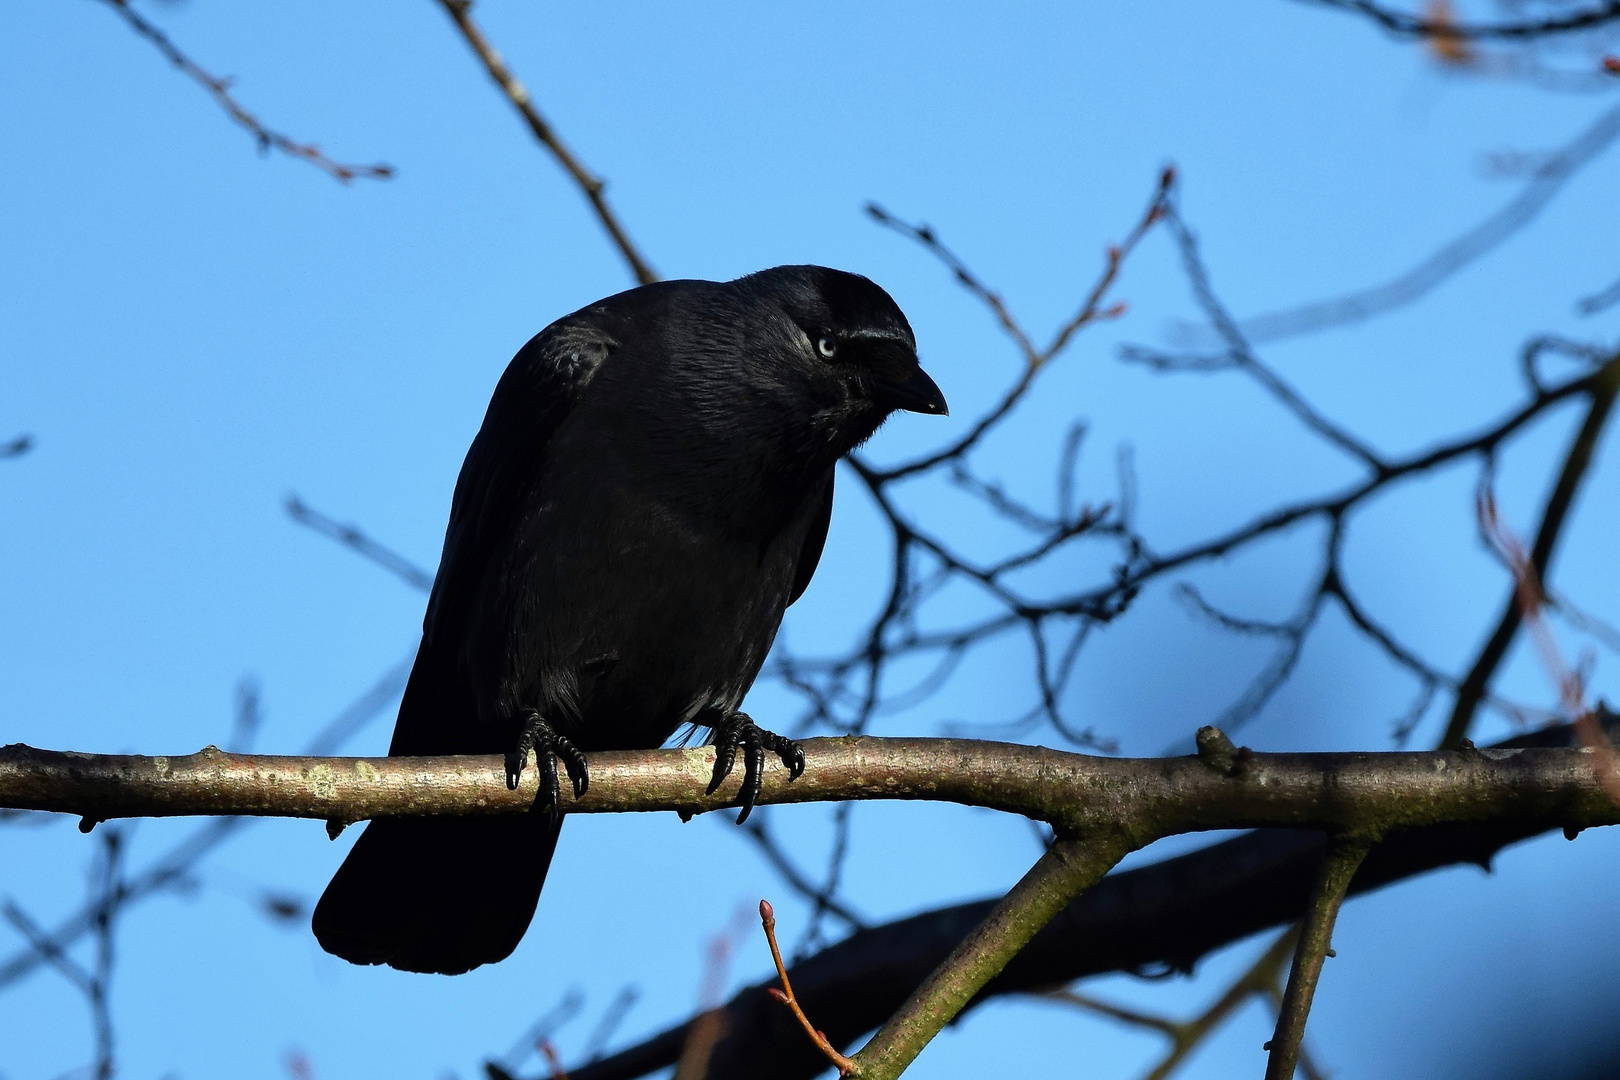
[490,473,811,750]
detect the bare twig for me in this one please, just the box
[0,654,409,992]
[432,0,656,285]
[539,1040,570,1080]
[580,986,640,1064]
[1174,103,1620,344]
[1477,494,1620,805]
[743,808,867,937]
[1307,0,1620,41]
[227,677,264,754]
[758,900,855,1077]
[672,905,752,1080]
[1047,926,1301,1080]
[1157,199,1388,472]
[490,989,583,1080]
[4,828,126,1079]
[1264,838,1370,1080]
[1441,352,1620,747]
[865,168,1170,481]
[91,0,392,183]
[285,494,435,593]
[1546,587,1620,658]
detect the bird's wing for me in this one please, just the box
[391,319,615,755]
[424,321,615,644]
[788,470,835,606]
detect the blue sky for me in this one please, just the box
[4,2,1620,1078]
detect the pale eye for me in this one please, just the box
[816,336,839,359]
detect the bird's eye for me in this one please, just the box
[816,336,839,359]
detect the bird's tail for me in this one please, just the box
[312,812,562,975]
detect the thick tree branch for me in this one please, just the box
[4,735,1619,840]
[6,724,1620,1077]
[569,712,1619,1080]
[433,0,657,284]
[849,830,1132,1078]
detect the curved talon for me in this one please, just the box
[558,741,589,799]
[705,712,805,824]
[706,735,739,797]
[507,709,588,815]
[737,725,766,823]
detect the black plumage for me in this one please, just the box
[312,266,946,975]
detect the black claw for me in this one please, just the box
[706,735,738,797]
[737,726,766,824]
[761,730,805,780]
[507,710,589,816]
[559,741,589,799]
[705,712,805,824]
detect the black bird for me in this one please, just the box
[311,266,947,974]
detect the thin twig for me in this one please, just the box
[1441,353,1620,747]
[91,0,392,183]
[285,494,435,593]
[1478,495,1620,806]
[1264,839,1370,1080]
[432,0,656,285]
[4,831,125,1079]
[673,906,752,1080]
[866,169,1170,481]
[758,900,855,1076]
[1046,926,1301,1080]
[1308,0,1620,41]
[743,809,867,935]
[1176,102,1620,344]
[491,989,583,1078]
[539,1040,571,1080]
[0,653,410,991]
[1158,199,1389,472]
[579,986,640,1064]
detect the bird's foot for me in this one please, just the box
[507,709,588,815]
[705,712,805,824]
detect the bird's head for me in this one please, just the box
[738,265,948,453]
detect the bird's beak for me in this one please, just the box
[871,364,949,416]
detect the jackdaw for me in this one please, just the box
[312,265,947,974]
